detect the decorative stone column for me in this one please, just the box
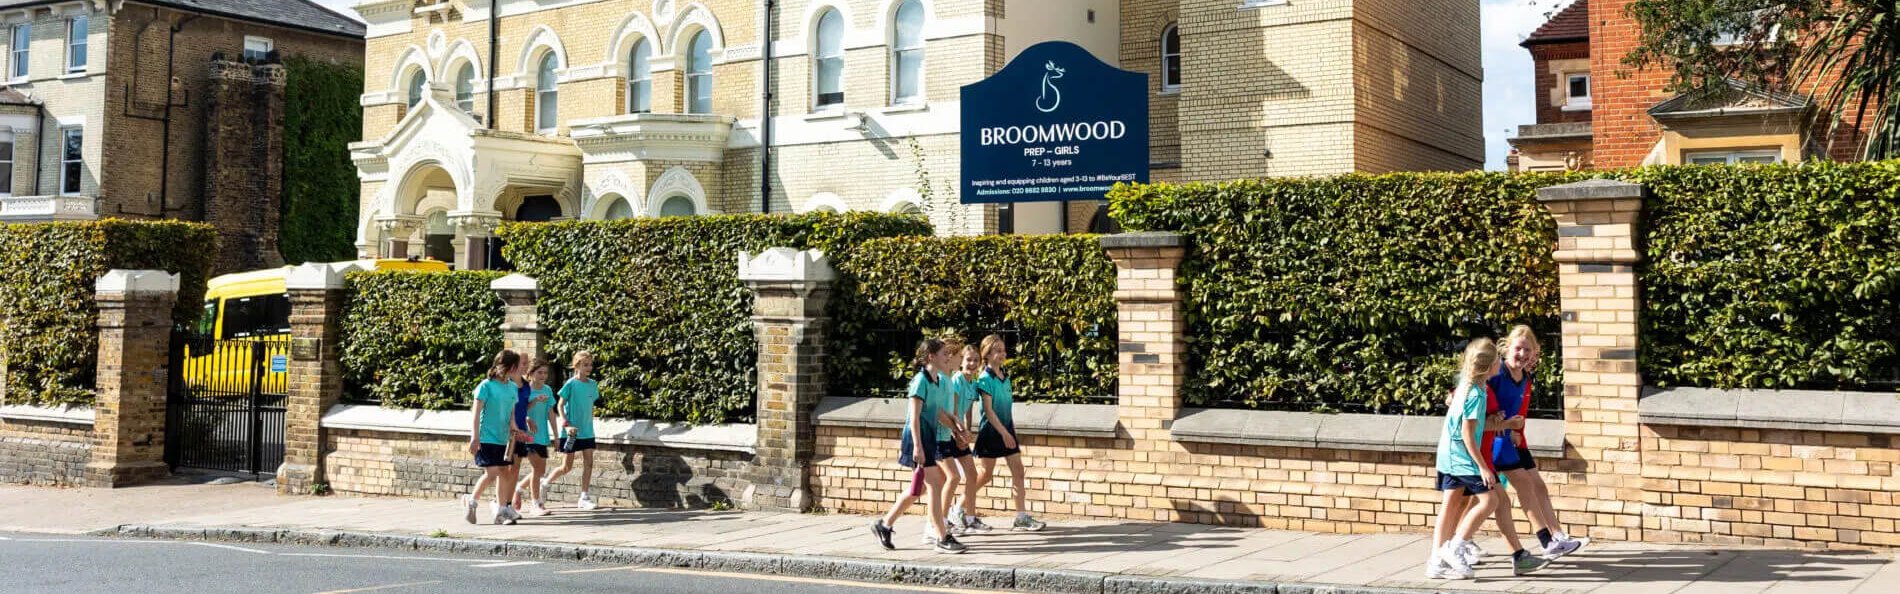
[1102,232,1188,521]
[280,263,354,495]
[374,215,422,260]
[452,212,501,270]
[87,270,180,488]
[1538,179,1646,541]
[738,248,834,513]
[492,274,543,362]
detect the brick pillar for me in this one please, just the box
[492,275,543,361]
[280,263,351,495]
[738,248,833,512]
[1539,179,1646,541]
[203,60,287,274]
[1102,232,1188,521]
[88,270,180,488]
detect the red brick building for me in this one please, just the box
[1512,0,1870,171]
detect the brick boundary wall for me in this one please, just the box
[0,419,92,486]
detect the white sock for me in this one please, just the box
[1017,511,1031,520]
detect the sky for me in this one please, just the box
[311,0,1564,171]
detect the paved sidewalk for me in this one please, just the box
[3,479,1897,594]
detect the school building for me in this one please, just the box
[0,0,365,273]
[350,0,1483,267]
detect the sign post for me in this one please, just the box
[961,41,1149,210]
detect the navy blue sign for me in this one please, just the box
[960,41,1148,204]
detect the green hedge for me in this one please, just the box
[0,220,217,405]
[832,235,1117,403]
[339,270,505,409]
[280,55,364,264]
[1110,173,1566,414]
[500,212,930,425]
[1629,161,1900,390]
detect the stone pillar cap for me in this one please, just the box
[1538,179,1644,202]
[95,269,180,295]
[490,273,538,292]
[1101,231,1186,249]
[284,261,370,291]
[738,248,834,283]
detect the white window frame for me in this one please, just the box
[1160,23,1181,93]
[1684,149,1782,165]
[243,36,274,62]
[64,15,85,74]
[658,195,697,217]
[685,31,713,115]
[59,127,83,196]
[535,52,559,133]
[406,68,427,111]
[453,63,476,114]
[812,8,845,112]
[627,38,652,114]
[1563,72,1591,110]
[890,0,925,106]
[0,131,14,197]
[9,23,28,81]
[1713,10,1780,47]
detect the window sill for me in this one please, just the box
[1561,103,1592,112]
[1158,88,1181,97]
[802,109,848,122]
[877,102,929,115]
[5,77,25,86]
[58,71,87,80]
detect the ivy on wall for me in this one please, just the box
[0,220,216,406]
[832,235,1118,403]
[338,270,505,409]
[280,55,364,265]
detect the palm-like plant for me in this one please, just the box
[1623,0,1900,159]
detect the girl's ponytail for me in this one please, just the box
[912,338,947,372]
[487,349,521,381]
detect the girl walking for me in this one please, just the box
[946,344,991,534]
[512,358,555,517]
[1427,338,1504,580]
[868,338,968,554]
[969,334,1045,531]
[1483,326,1589,565]
[545,351,600,510]
[463,349,526,525]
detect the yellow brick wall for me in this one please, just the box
[1349,16,1483,171]
[1642,425,1900,548]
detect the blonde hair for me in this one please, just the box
[979,334,1007,362]
[572,350,595,366]
[1504,325,1540,356]
[1453,338,1499,404]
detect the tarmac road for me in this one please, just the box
[1,532,992,594]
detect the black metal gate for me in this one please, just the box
[165,334,288,476]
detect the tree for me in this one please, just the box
[1622,1,1900,159]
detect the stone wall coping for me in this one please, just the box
[1641,386,1900,434]
[738,248,834,283]
[812,397,1120,438]
[96,270,180,295]
[1537,178,1643,202]
[1170,408,1566,457]
[320,405,757,453]
[1100,232,1185,250]
[489,274,538,292]
[0,403,95,425]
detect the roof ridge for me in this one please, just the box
[1522,0,1589,47]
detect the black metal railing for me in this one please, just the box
[165,334,288,476]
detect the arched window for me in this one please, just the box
[604,197,635,220]
[813,8,844,110]
[659,195,696,217]
[453,63,475,114]
[893,201,921,215]
[1161,24,1181,92]
[628,39,652,114]
[892,0,924,105]
[535,52,559,133]
[406,69,427,110]
[686,31,714,114]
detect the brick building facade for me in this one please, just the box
[351,0,1482,264]
[0,0,364,273]
[1512,0,1872,172]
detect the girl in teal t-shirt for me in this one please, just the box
[944,344,990,534]
[870,338,968,554]
[512,358,555,517]
[968,334,1043,532]
[464,349,526,526]
[1426,338,1504,580]
[546,351,601,510]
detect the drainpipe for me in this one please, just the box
[118,8,198,214]
[32,101,46,195]
[486,2,498,129]
[759,0,775,213]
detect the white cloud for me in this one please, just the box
[1481,0,1575,170]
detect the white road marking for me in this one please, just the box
[469,560,542,568]
[313,580,443,593]
[188,541,271,554]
